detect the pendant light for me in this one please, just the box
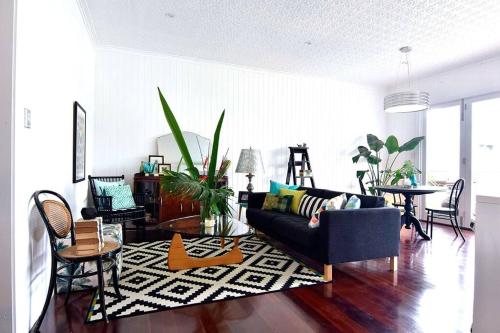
[384,46,430,113]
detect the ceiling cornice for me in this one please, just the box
[75,0,97,45]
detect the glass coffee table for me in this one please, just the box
[158,215,253,270]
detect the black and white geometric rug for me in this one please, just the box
[86,235,325,322]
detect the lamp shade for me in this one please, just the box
[235,148,264,174]
[384,91,430,113]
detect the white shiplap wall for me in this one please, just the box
[95,47,386,195]
[14,0,95,330]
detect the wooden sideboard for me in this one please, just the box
[133,174,200,224]
[133,173,228,224]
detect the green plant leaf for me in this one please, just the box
[158,88,199,179]
[356,170,367,179]
[358,146,371,157]
[367,134,384,152]
[207,110,225,188]
[352,154,361,163]
[367,155,382,165]
[385,135,399,154]
[398,136,425,152]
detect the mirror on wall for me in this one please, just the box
[157,131,210,171]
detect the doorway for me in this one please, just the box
[424,94,500,228]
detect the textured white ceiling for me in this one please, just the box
[81,0,500,86]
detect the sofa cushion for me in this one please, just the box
[298,194,327,218]
[279,188,306,214]
[269,180,299,194]
[345,195,361,209]
[262,193,293,213]
[270,214,320,251]
[246,208,287,230]
[103,184,136,210]
[300,187,384,208]
[94,179,125,196]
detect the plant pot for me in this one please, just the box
[204,216,216,227]
[409,175,418,186]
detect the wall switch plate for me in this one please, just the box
[24,108,31,128]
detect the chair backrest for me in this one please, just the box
[358,178,367,195]
[32,190,75,251]
[88,175,125,207]
[448,178,465,210]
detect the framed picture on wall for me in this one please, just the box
[238,191,250,204]
[158,163,171,174]
[149,155,164,165]
[73,101,86,183]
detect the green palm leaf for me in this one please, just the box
[157,87,199,179]
[207,110,225,188]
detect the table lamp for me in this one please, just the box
[235,147,264,192]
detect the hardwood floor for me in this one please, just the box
[40,224,474,332]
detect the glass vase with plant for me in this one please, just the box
[352,134,424,195]
[391,160,421,187]
[157,88,233,221]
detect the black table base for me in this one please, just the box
[401,193,431,240]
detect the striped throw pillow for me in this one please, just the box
[298,194,327,219]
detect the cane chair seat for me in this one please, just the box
[58,241,121,260]
[42,200,72,238]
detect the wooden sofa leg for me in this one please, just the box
[390,256,398,271]
[323,264,333,282]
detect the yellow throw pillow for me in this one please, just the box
[279,188,306,215]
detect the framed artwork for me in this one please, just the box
[238,191,250,204]
[149,155,164,165]
[73,102,86,183]
[158,163,171,174]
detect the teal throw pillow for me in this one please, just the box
[344,195,361,209]
[94,179,125,196]
[102,184,136,210]
[269,180,300,195]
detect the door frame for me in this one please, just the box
[421,91,500,228]
[463,91,500,227]
[420,100,464,224]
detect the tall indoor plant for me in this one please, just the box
[157,88,233,220]
[352,134,424,195]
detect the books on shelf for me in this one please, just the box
[75,217,104,255]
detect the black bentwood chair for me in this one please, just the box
[425,179,466,241]
[30,190,122,333]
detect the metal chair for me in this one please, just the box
[88,175,147,243]
[30,190,122,332]
[425,179,465,241]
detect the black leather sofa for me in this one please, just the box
[246,187,401,281]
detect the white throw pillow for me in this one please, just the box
[325,193,347,210]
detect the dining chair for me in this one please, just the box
[425,179,465,241]
[30,190,122,332]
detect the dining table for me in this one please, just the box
[375,185,447,240]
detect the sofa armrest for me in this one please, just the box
[248,192,267,209]
[319,207,401,264]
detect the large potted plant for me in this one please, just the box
[352,134,424,195]
[157,88,233,221]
